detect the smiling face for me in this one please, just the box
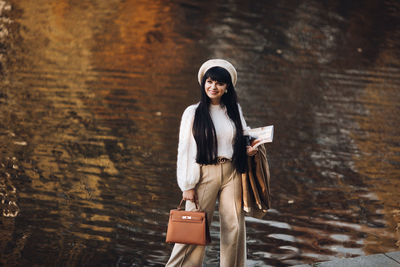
[204,77,227,105]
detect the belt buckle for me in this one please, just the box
[217,157,228,164]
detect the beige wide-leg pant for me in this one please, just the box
[166,161,246,267]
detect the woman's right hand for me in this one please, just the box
[182,189,197,203]
[246,145,258,156]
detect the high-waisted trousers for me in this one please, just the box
[166,161,246,267]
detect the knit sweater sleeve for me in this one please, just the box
[238,104,251,135]
[176,104,201,191]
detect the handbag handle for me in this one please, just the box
[177,199,199,210]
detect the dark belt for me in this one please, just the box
[216,157,230,164]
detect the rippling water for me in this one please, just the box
[1,0,399,266]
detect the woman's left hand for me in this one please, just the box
[246,146,258,156]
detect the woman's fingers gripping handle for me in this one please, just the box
[182,189,197,204]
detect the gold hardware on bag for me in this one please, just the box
[182,216,192,220]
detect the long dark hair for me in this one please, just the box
[192,66,247,173]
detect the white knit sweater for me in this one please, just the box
[176,103,249,191]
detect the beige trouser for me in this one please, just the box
[166,161,246,267]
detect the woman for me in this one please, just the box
[166,59,257,267]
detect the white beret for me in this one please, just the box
[197,59,237,86]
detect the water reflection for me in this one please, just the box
[0,0,399,266]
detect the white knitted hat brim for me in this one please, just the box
[197,59,237,86]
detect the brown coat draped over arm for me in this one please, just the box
[242,143,271,218]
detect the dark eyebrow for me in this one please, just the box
[206,78,222,82]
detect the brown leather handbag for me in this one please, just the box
[166,199,211,245]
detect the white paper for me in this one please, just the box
[247,125,274,148]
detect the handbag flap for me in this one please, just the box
[170,210,205,223]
